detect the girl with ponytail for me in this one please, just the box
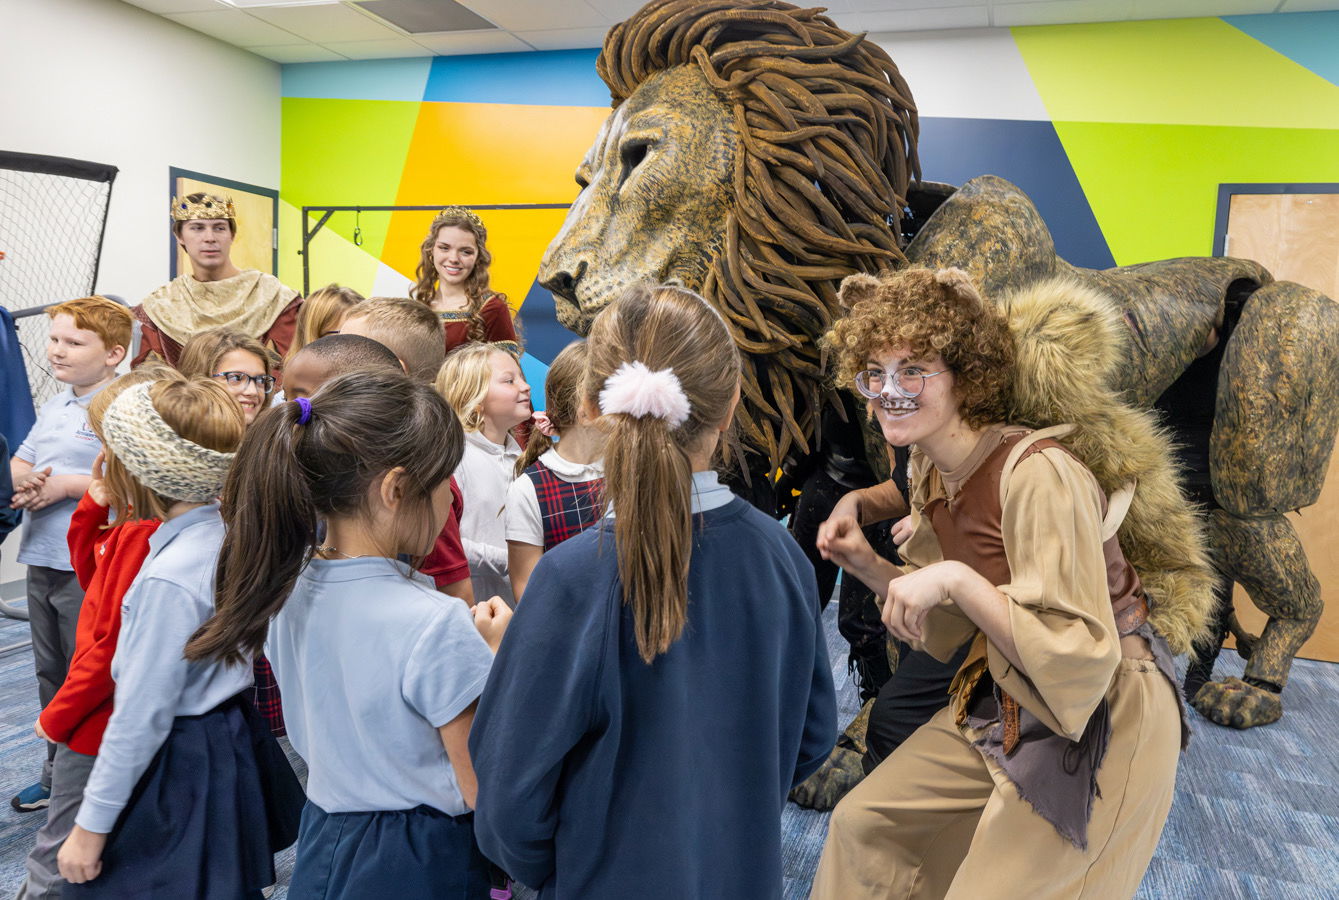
[504,340,606,600]
[468,284,837,898]
[186,370,508,898]
[186,370,508,897]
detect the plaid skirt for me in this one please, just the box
[252,655,286,737]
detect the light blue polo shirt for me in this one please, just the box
[76,503,253,834]
[13,384,105,569]
[267,556,494,815]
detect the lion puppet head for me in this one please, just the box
[540,0,920,471]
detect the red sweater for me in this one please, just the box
[418,476,470,589]
[442,294,518,355]
[40,494,161,755]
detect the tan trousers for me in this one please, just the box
[811,658,1180,900]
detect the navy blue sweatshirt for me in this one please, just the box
[469,496,837,898]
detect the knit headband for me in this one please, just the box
[100,383,236,503]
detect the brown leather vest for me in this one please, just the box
[927,433,1148,751]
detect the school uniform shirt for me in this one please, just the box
[266,557,493,815]
[469,470,837,899]
[75,504,252,835]
[455,430,521,606]
[504,449,604,548]
[13,384,105,569]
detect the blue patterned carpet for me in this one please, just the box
[0,596,1333,898]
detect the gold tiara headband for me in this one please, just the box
[171,194,236,222]
[437,206,484,230]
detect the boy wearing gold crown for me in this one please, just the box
[131,193,301,368]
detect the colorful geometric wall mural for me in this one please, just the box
[279,11,1339,405]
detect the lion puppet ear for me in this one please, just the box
[837,272,882,311]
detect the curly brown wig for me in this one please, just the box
[825,268,1014,428]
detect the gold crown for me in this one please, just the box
[437,205,484,229]
[171,193,236,222]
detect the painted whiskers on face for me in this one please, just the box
[862,348,964,451]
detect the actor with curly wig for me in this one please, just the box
[810,267,1185,899]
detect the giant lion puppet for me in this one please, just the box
[538,0,1339,732]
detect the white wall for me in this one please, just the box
[0,0,281,304]
[870,28,1048,121]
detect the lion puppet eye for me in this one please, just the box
[617,138,653,188]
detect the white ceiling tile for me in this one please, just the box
[247,43,348,63]
[848,5,991,31]
[245,4,399,43]
[848,0,974,10]
[514,26,611,50]
[410,30,533,54]
[320,37,436,58]
[121,0,227,13]
[992,0,1134,27]
[455,0,607,30]
[162,8,305,47]
[583,0,656,23]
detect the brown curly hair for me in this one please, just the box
[824,268,1014,429]
[410,209,502,344]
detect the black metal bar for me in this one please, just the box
[0,150,117,183]
[12,295,128,320]
[91,167,117,292]
[298,203,571,296]
[300,208,336,297]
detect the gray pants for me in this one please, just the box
[16,744,97,899]
[26,566,83,789]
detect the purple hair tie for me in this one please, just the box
[294,397,313,425]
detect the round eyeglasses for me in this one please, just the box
[213,371,276,394]
[854,367,948,400]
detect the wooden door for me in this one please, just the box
[1225,191,1339,663]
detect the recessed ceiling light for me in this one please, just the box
[351,0,496,34]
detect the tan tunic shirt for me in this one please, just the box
[900,430,1122,742]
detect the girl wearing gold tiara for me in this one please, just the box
[410,207,519,356]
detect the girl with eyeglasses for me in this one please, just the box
[176,329,286,743]
[185,371,508,899]
[177,329,276,427]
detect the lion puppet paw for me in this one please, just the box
[1192,676,1283,729]
[788,744,866,811]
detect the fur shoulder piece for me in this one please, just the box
[1000,277,1214,654]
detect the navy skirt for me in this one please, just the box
[69,692,304,899]
[289,801,491,899]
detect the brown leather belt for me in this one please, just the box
[951,591,1150,756]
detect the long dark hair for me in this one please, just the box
[185,370,463,665]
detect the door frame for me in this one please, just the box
[1213,182,1339,257]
